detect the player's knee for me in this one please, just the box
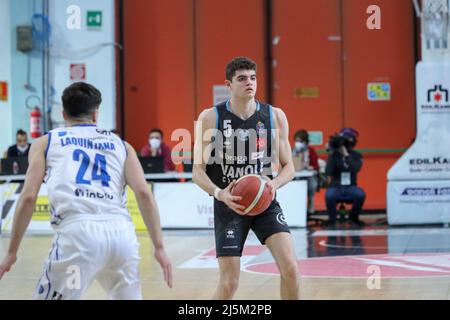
[220,277,239,295]
[280,261,299,282]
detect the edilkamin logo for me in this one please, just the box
[427,85,449,103]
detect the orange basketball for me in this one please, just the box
[231,174,273,216]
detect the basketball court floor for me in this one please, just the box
[1,217,450,300]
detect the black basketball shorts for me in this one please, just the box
[213,198,290,257]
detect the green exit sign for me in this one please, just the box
[87,11,102,27]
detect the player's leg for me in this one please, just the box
[212,256,241,299]
[213,200,251,299]
[96,220,142,300]
[265,232,300,299]
[33,231,98,300]
[97,268,142,300]
[251,200,299,299]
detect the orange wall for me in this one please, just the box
[339,0,415,209]
[122,0,417,209]
[123,0,265,158]
[271,0,415,210]
[123,0,195,153]
[272,0,343,138]
[195,0,267,115]
[342,0,416,149]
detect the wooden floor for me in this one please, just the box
[1,227,450,300]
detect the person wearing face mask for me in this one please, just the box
[292,129,319,214]
[140,128,175,172]
[5,129,31,158]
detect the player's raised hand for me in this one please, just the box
[154,248,173,288]
[0,253,17,280]
[218,180,245,215]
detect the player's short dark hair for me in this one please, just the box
[62,82,102,119]
[149,128,163,139]
[294,129,309,144]
[225,56,257,81]
[16,129,27,136]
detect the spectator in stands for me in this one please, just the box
[140,128,175,172]
[292,129,319,214]
[5,129,31,158]
[325,128,365,227]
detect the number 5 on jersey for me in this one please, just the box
[73,149,111,187]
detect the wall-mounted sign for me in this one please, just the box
[294,87,319,98]
[368,82,391,101]
[70,63,86,81]
[87,11,102,28]
[308,131,323,146]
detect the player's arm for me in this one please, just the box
[192,109,244,214]
[0,135,48,280]
[124,142,172,288]
[269,108,295,192]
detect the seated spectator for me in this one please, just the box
[140,128,175,172]
[5,129,31,158]
[325,128,366,227]
[292,129,319,214]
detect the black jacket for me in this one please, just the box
[325,150,363,187]
[7,144,31,158]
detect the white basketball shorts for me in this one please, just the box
[33,216,141,300]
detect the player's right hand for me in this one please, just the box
[218,180,246,215]
[0,253,17,280]
[154,248,173,288]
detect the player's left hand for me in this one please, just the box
[0,253,17,280]
[262,176,277,200]
[153,248,173,288]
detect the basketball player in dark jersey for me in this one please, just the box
[193,57,299,299]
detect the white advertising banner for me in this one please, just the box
[1,180,307,234]
[387,62,450,225]
[388,180,450,225]
[1,183,53,233]
[153,181,307,228]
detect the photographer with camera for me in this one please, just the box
[325,128,365,227]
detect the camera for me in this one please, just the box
[328,134,350,153]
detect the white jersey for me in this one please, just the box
[45,125,130,227]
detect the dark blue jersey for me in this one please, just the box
[206,100,275,189]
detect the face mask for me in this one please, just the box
[17,145,29,153]
[149,138,161,150]
[295,141,306,151]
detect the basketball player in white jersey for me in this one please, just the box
[0,82,172,299]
